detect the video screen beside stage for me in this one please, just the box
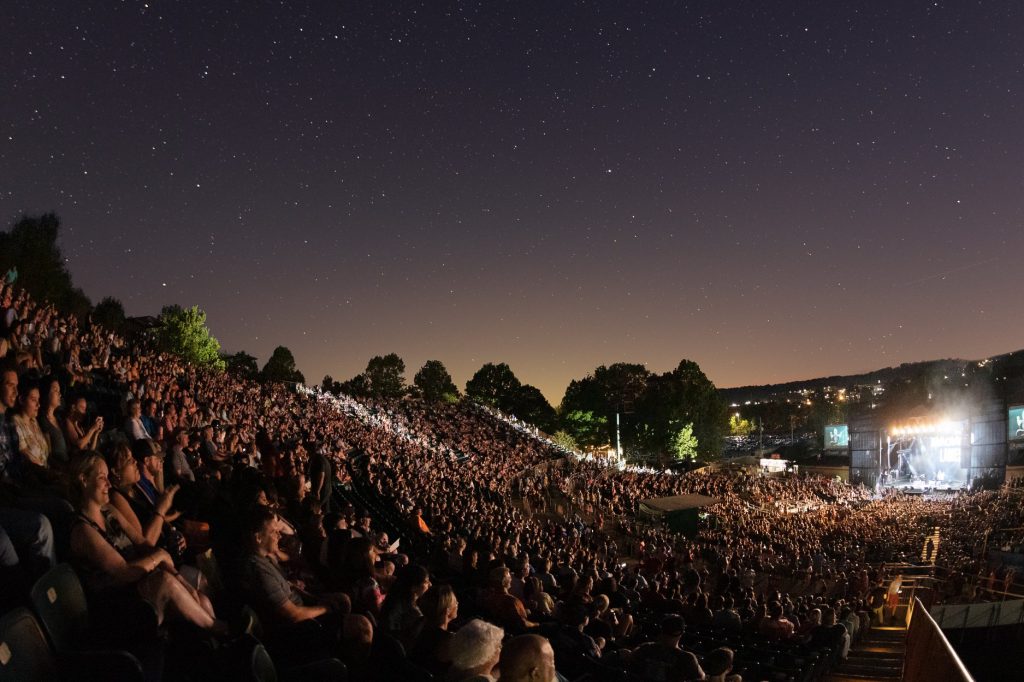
[1010,406,1024,441]
[824,424,849,449]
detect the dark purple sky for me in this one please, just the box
[3,1,1022,401]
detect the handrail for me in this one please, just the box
[905,597,975,682]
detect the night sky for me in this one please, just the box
[3,1,1023,401]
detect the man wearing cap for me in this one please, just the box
[628,614,705,682]
[132,438,166,506]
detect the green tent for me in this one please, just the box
[638,494,721,536]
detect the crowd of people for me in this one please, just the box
[2,276,1024,681]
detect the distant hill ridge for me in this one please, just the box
[720,348,1024,404]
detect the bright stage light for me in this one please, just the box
[890,417,966,439]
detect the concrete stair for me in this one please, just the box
[827,625,906,682]
[921,527,940,564]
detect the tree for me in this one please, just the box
[729,413,754,436]
[155,304,225,370]
[594,363,651,407]
[630,359,726,460]
[560,410,610,449]
[338,373,369,397]
[673,423,699,461]
[321,374,342,394]
[631,374,681,457]
[92,296,126,333]
[414,360,460,402]
[560,362,651,446]
[509,384,557,432]
[464,364,556,430]
[363,353,406,398]
[550,430,579,452]
[0,213,91,317]
[224,351,260,379]
[262,346,305,384]
[561,377,606,415]
[466,363,522,408]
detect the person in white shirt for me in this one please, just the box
[124,399,150,441]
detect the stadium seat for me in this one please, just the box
[250,642,278,682]
[29,564,157,681]
[0,608,58,682]
[239,605,347,680]
[30,563,159,649]
[28,563,87,653]
[281,657,348,682]
[0,608,143,682]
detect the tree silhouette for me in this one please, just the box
[414,360,460,402]
[92,296,127,333]
[363,353,406,397]
[560,362,650,445]
[509,384,557,432]
[466,362,522,408]
[224,351,260,379]
[631,359,725,460]
[262,346,305,384]
[0,213,91,317]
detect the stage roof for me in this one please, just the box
[639,494,721,514]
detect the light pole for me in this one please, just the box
[615,411,622,460]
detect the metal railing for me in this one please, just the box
[904,597,975,682]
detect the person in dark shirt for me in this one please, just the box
[131,438,164,508]
[410,583,458,676]
[140,399,161,442]
[629,615,704,682]
[481,565,536,633]
[758,601,795,640]
[199,424,223,466]
[809,608,848,664]
[308,446,333,513]
[711,595,742,633]
[703,647,741,682]
[552,601,602,662]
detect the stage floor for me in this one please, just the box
[886,478,967,493]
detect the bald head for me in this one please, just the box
[499,634,557,682]
[343,614,373,647]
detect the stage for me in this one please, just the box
[848,399,1011,490]
[884,476,968,494]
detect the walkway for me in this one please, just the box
[921,526,941,564]
[827,625,906,682]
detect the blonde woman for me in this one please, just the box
[68,452,224,633]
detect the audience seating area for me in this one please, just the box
[1,277,1021,681]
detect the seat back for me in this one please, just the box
[29,563,88,653]
[251,643,278,682]
[0,608,60,682]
